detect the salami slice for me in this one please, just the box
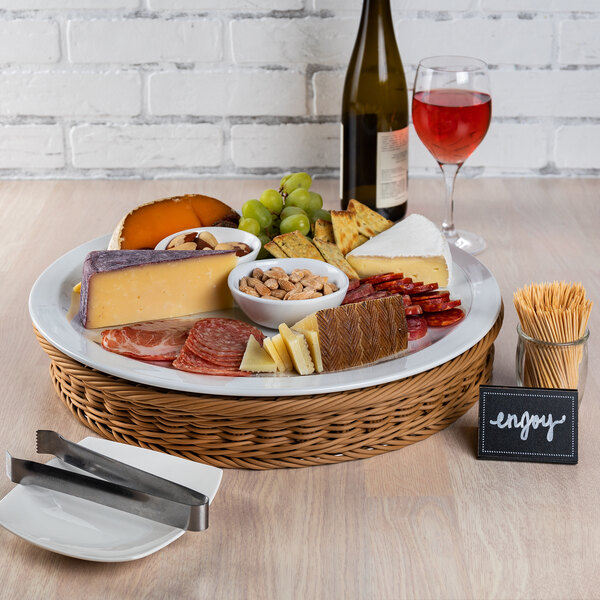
[373,278,414,291]
[419,299,462,313]
[359,273,405,285]
[101,320,192,361]
[406,283,439,295]
[173,317,265,376]
[188,318,264,352]
[404,304,423,316]
[424,308,465,327]
[341,283,374,305]
[347,279,361,292]
[406,316,428,340]
[173,348,252,377]
[410,291,450,303]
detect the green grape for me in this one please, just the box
[259,189,284,214]
[309,208,331,223]
[238,217,261,236]
[285,188,312,211]
[280,213,310,236]
[242,199,272,229]
[281,172,312,195]
[307,191,323,212]
[265,218,280,239]
[257,232,273,259]
[280,205,306,220]
[279,173,293,189]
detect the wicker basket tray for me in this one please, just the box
[34,309,502,470]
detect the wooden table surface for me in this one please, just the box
[0,178,598,600]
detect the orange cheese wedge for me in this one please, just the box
[108,194,237,250]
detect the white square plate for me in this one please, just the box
[0,437,222,562]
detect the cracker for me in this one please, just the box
[347,199,393,237]
[313,238,360,280]
[272,231,324,261]
[313,218,335,243]
[264,240,288,259]
[330,210,360,255]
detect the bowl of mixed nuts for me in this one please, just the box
[155,227,261,263]
[228,258,349,329]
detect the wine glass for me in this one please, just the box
[412,56,491,255]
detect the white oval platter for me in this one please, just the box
[29,234,501,397]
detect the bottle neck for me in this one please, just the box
[360,0,394,30]
[358,0,396,48]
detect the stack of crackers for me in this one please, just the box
[264,200,393,280]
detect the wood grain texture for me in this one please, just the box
[0,178,599,600]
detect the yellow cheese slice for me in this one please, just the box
[263,337,287,372]
[279,323,314,376]
[291,312,318,334]
[302,329,323,373]
[81,250,237,329]
[240,335,277,373]
[271,333,294,372]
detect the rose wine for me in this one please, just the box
[412,89,491,165]
[340,0,409,221]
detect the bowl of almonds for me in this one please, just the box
[155,227,261,263]
[228,258,349,329]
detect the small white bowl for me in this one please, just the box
[228,258,349,329]
[155,227,261,264]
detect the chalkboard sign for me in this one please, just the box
[477,385,578,464]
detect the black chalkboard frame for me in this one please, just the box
[477,385,578,465]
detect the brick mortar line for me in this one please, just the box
[0,10,599,19]
[0,64,599,72]
[1,116,599,126]
[0,167,596,180]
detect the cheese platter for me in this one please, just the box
[29,232,501,397]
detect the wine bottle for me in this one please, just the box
[340,0,408,221]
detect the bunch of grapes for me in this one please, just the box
[238,172,331,257]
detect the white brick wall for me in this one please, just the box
[0,2,596,179]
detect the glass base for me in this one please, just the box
[444,229,486,255]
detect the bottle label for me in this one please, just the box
[376,127,408,209]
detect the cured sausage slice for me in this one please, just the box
[360,273,405,285]
[424,308,465,327]
[341,283,375,305]
[101,321,192,361]
[173,348,252,377]
[410,291,450,303]
[419,299,462,313]
[406,316,428,340]
[172,317,265,376]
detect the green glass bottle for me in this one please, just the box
[340,0,409,221]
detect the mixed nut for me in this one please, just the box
[239,267,339,300]
[166,231,252,257]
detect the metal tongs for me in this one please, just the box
[6,430,209,531]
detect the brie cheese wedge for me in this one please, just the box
[345,214,453,287]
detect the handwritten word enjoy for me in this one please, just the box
[489,411,566,442]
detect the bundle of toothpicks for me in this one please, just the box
[513,282,592,389]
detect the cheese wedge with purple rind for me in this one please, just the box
[80,249,237,329]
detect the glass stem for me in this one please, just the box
[439,163,460,242]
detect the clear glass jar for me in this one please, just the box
[516,324,589,406]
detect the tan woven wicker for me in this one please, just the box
[34,309,502,470]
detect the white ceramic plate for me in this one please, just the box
[0,437,222,562]
[29,234,501,397]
